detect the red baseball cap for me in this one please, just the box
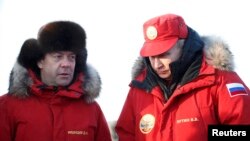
[140,14,188,57]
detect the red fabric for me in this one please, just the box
[0,73,112,141]
[115,60,250,141]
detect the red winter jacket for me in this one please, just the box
[0,65,112,141]
[115,35,250,141]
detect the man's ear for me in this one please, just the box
[37,60,43,69]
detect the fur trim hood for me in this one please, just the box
[131,36,234,79]
[8,62,101,103]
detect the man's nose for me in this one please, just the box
[60,58,72,67]
[153,58,163,68]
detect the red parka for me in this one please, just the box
[115,32,250,141]
[0,64,112,141]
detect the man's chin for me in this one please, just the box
[57,79,72,86]
[159,74,171,80]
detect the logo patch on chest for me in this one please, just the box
[139,114,155,134]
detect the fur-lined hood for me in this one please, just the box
[8,62,101,103]
[131,36,234,79]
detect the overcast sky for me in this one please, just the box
[0,0,249,121]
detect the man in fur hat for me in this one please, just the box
[115,13,250,141]
[0,21,112,141]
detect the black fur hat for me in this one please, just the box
[17,21,87,77]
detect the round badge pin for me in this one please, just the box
[146,26,157,40]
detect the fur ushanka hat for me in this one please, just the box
[17,21,87,77]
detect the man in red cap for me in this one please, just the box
[0,21,112,141]
[115,13,250,141]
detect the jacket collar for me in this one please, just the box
[8,63,101,103]
[131,35,235,80]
